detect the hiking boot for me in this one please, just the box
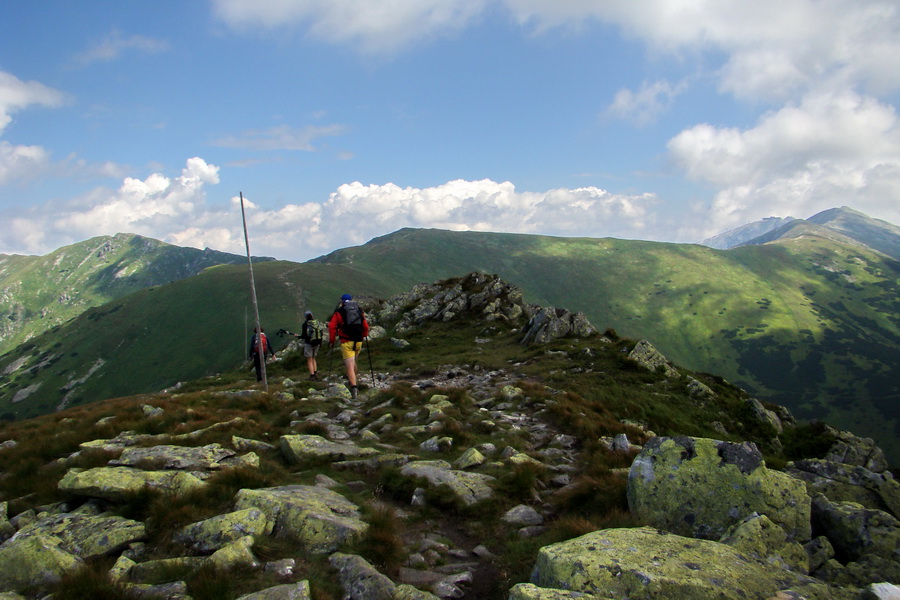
[350,386,358,399]
[310,372,317,381]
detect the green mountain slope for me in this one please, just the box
[1,215,897,464]
[0,233,271,357]
[313,228,900,463]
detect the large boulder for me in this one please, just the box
[520,307,596,344]
[329,552,396,600]
[627,436,811,541]
[236,581,312,600]
[58,466,206,500]
[811,494,900,564]
[787,458,900,518]
[626,340,678,377]
[0,534,82,591]
[233,485,367,553]
[400,460,495,506]
[528,527,827,600]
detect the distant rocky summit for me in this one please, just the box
[0,273,897,599]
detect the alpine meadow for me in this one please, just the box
[0,207,898,466]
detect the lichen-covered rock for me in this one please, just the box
[394,584,442,600]
[823,431,889,473]
[507,583,604,599]
[279,434,379,464]
[520,307,596,345]
[502,505,544,527]
[234,485,367,553]
[110,443,236,470]
[810,494,900,564]
[0,534,82,591]
[329,552,395,600]
[236,581,312,600]
[787,459,899,518]
[626,340,678,377]
[719,513,808,572]
[0,502,14,542]
[746,398,783,434]
[206,535,259,569]
[529,527,822,600]
[58,466,206,500]
[453,448,486,470]
[627,436,811,541]
[400,460,495,506]
[14,513,145,560]
[175,508,271,552]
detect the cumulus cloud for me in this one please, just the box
[0,157,658,260]
[71,29,170,67]
[505,0,900,101]
[668,91,900,236]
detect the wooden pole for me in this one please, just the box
[240,192,267,390]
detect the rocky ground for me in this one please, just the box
[0,273,898,599]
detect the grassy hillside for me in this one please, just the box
[315,228,900,462]
[0,233,264,356]
[2,227,897,464]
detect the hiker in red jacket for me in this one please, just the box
[327,294,369,398]
[248,327,272,382]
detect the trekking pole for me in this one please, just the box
[365,336,376,388]
[240,192,267,391]
[327,342,335,378]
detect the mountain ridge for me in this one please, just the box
[1,208,898,465]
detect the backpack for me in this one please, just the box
[305,319,323,346]
[339,300,365,342]
[252,333,268,355]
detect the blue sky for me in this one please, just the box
[1,1,899,261]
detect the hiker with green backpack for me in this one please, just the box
[299,311,324,381]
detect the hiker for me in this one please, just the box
[300,310,323,380]
[327,294,369,398]
[248,327,272,382]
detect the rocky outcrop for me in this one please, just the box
[627,436,811,541]
[627,339,678,377]
[519,307,597,345]
[787,458,900,518]
[58,466,207,500]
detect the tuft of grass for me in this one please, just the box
[348,503,406,576]
[549,473,629,517]
[48,562,143,600]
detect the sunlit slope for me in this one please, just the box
[0,233,261,356]
[316,228,899,459]
[0,260,394,420]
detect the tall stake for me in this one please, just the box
[240,192,267,390]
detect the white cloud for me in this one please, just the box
[504,0,900,101]
[0,71,67,134]
[0,142,51,185]
[0,157,658,260]
[605,79,687,126]
[668,90,900,236]
[71,29,170,67]
[212,0,487,54]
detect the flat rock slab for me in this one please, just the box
[234,485,367,553]
[15,513,145,560]
[530,527,824,600]
[110,443,236,470]
[59,466,206,500]
[279,435,379,463]
[400,460,495,506]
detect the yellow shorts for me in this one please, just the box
[340,340,363,360]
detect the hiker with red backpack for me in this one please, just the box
[327,294,369,398]
[248,327,272,382]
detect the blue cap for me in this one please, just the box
[341,294,352,301]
